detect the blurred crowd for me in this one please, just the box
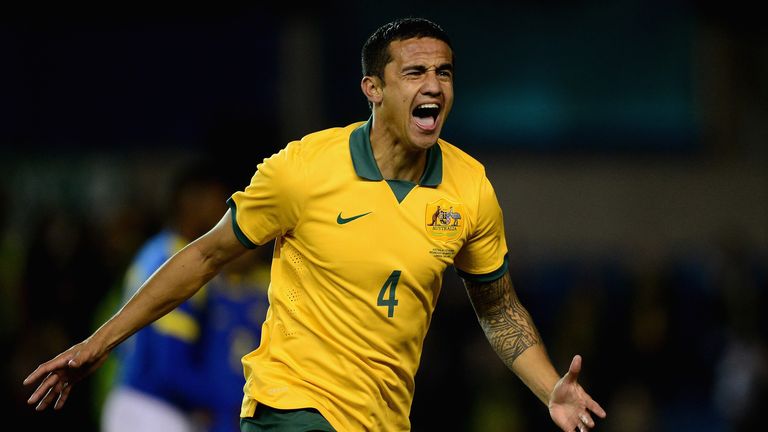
[414,232,767,431]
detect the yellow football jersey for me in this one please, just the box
[228,119,508,431]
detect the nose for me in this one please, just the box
[421,68,442,95]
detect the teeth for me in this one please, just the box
[417,103,439,109]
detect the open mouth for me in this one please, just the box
[412,103,440,130]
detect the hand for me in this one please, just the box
[23,339,109,411]
[548,355,606,431]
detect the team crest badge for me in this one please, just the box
[425,198,465,241]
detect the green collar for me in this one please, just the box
[349,118,442,186]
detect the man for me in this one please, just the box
[25,18,606,431]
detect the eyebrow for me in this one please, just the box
[403,63,454,73]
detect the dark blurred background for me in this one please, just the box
[2,2,766,431]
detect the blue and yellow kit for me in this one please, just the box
[228,119,508,431]
[116,230,269,429]
[116,230,210,408]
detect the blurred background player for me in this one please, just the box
[99,161,270,432]
[198,247,271,432]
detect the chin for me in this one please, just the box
[409,128,441,150]
[411,137,439,151]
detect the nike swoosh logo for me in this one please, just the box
[336,211,372,225]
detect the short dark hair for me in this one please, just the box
[361,17,452,80]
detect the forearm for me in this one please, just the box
[92,235,230,354]
[24,210,249,413]
[463,272,559,404]
[509,342,560,405]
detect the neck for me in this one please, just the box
[369,119,428,183]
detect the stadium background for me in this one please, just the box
[2,2,766,431]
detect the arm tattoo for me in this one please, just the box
[463,272,541,366]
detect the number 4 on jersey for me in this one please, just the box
[377,270,401,318]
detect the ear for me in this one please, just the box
[360,76,383,105]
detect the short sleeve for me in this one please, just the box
[454,175,509,282]
[227,141,306,248]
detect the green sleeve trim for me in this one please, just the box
[226,197,257,249]
[455,254,508,283]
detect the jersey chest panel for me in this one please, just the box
[283,177,468,343]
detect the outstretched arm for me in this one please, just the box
[463,271,606,431]
[23,209,249,412]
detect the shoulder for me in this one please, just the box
[436,139,503,215]
[290,121,365,160]
[249,121,364,191]
[437,138,492,187]
[438,139,487,174]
